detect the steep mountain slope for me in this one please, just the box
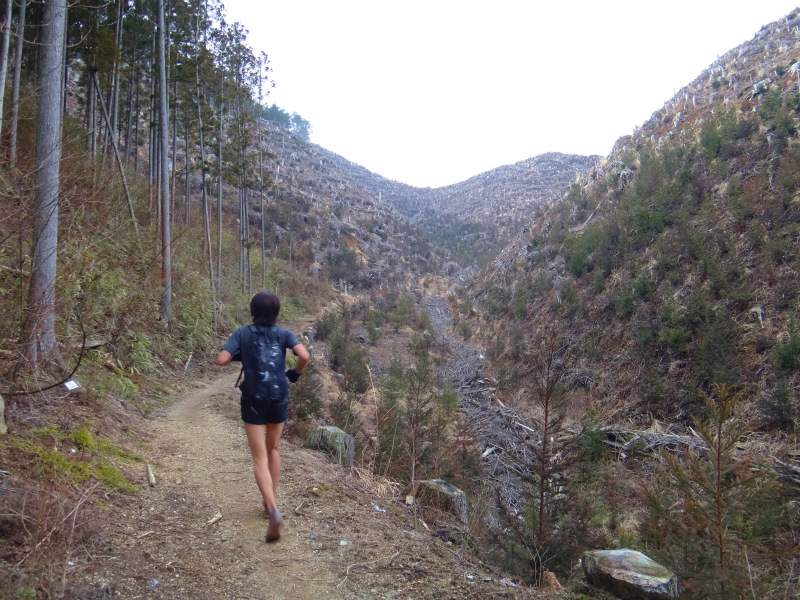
[439,14,800,595]
[233,122,446,291]
[466,11,800,425]
[379,153,600,225]
[255,125,597,272]
[382,153,601,269]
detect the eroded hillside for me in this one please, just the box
[467,10,800,423]
[252,125,597,271]
[440,10,800,597]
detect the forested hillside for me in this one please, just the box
[4,1,800,599]
[0,0,449,381]
[0,2,454,596]
[452,9,800,598]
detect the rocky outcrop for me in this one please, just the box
[413,479,468,524]
[583,549,679,599]
[307,425,354,468]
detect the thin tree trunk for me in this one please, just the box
[246,188,251,297]
[124,43,135,162]
[89,71,97,185]
[148,34,155,214]
[258,60,265,290]
[93,71,139,236]
[239,185,244,291]
[184,121,189,224]
[26,0,67,365]
[170,77,177,227]
[133,52,140,171]
[0,0,14,145]
[61,9,67,118]
[108,0,123,156]
[216,73,223,295]
[157,0,171,324]
[194,16,209,258]
[9,0,27,168]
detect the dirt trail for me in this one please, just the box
[94,374,344,598]
[79,372,540,599]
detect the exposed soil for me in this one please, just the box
[59,371,552,599]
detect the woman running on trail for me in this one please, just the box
[216,292,310,543]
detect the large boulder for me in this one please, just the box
[583,549,678,599]
[307,426,354,468]
[414,479,468,524]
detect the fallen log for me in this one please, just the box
[594,426,706,454]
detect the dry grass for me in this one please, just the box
[0,479,106,600]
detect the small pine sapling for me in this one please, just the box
[493,327,583,582]
[404,352,435,528]
[642,383,774,597]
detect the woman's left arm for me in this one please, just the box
[292,344,310,374]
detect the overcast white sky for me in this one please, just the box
[223,1,800,188]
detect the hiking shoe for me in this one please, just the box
[265,508,283,543]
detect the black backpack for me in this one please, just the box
[235,325,288,402]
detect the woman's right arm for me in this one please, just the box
[217,350,232,366]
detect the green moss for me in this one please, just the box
[6,430,141,489]
[95,460,139,493]
[6,438,92,482]
[96,437,143,462]
[68,427,96,450]
[38,449,92,482]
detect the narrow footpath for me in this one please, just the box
[74,372,544,599]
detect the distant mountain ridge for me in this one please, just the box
[261,122,599,269]
[378,152,600,226]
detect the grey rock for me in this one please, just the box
[414,479,468,524]
[307,426,354,468]
[0,394,6,435]
[583,549,678,599]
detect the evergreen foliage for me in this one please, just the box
[641,384,778,598]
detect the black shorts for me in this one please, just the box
[240,395,289,425]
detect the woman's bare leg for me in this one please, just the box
[244,423,277,512]
[265,422,285,499]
